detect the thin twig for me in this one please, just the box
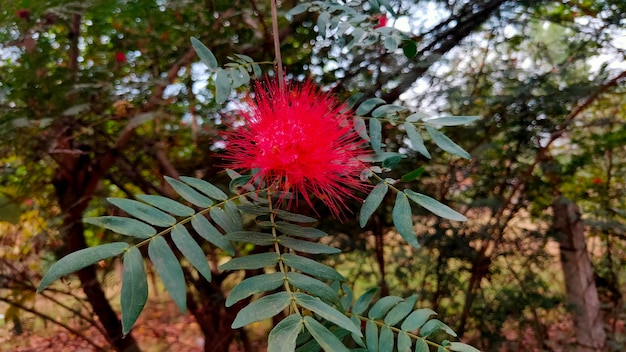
[270,0,284,88]
[0,296,106,351]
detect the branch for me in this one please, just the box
[0,296,106,351]
[365,0,508,102]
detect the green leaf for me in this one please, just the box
[368,296,403,320]
[232,292,291,329]
[282,253,344,281]
[404,122,431,159]
[384,294,418,326]
[121,247,148,335]
[294,292,361,336]
[191,37,218,69]
[366,320,379,352]
[359,181,388,227]
[83,216,155,239]
[353,287,380,315]
[286,3,310,20]
[392,193,420,248]
[356,98,385,116]
[215,69,232,104]
[107,198,176,227]
[229,68,245,89]
[179,176,228,200]
[135,194,195,217]
[234,53,254,63]
[415,339,429,352]
[383,36,398,52]
[345,92,364,110]
[425,125,471,159]
[317,12,330,38]
[238,205,272,215]
[379,0,396,15]
[274,210,318,223]
[371,104,406,118]
[224,200,243,231]
[401,308,437,331]
[369,118,383,154]
[419,319,457,337]
[303,316,350,352]
[37,242,129,292]
[397,331,412,352]
[449,342,481,352]
[351,315,365,347]
[402,41,417,58]
[425,116,479,126]
[382,155,403,169]
[286,273,338,304]
[340,283,353,311]
[406,112,428,122]
[405,190,467,221]
[379,325,394,352]
[219,252,280,271]
[276,221,327,239]
[268,315,303,352]
[358,152,403,163]
[224,231,275,246]
[225,272,284,307]
[252,63,262,77]
[165,176,214,207]
[210,207,238,233]
[171,225,212,282]
[191,214,235,255]
[278,236,340,254]
[148,236,186,312]
[401,167,425,182]
[353,116,370,141]
[347,28,365,49]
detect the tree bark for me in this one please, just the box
[552,196,606,352]
[53,155,142,352]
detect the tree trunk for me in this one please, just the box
[52,148,141,352]
[552,196,606,352]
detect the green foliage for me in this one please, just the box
[22,1,490,349]
[38,166,472,349]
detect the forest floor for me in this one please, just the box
[1,277,624,351]
[0,298,207,352]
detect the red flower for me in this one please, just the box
[592,177,603,185]
[16,9,30,20]
[374,14,388,29]
[115,52,126,63]
[223,79,369,218]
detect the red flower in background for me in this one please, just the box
[374,14,388,29]
[223,79,369,218]
[16,9,30,20]
[115,52,126,63]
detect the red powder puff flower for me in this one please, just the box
[223,79,370,218]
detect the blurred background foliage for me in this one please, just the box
[0,0,625,351]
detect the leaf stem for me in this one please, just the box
[270,0,285,89]
[267,192,301,315]
[347,312,452,350]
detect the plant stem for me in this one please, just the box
[270,0,285,89]
[267,193,300,315]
